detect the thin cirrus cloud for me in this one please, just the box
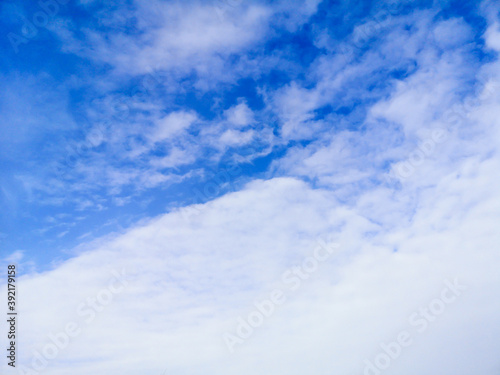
[0,0,500,374]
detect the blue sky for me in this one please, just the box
[1,0,500,374]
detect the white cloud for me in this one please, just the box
[149,111,198,143]
[56,0,273,82]
[224,101,255,128]
[432,18,473,49]
[219,129,255,146]
[272,82,325,141]
[2,160,500,374]
[484,21,500,52]
[50,0,323,92]
[149,147,196,169]
[272,9,485,195]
